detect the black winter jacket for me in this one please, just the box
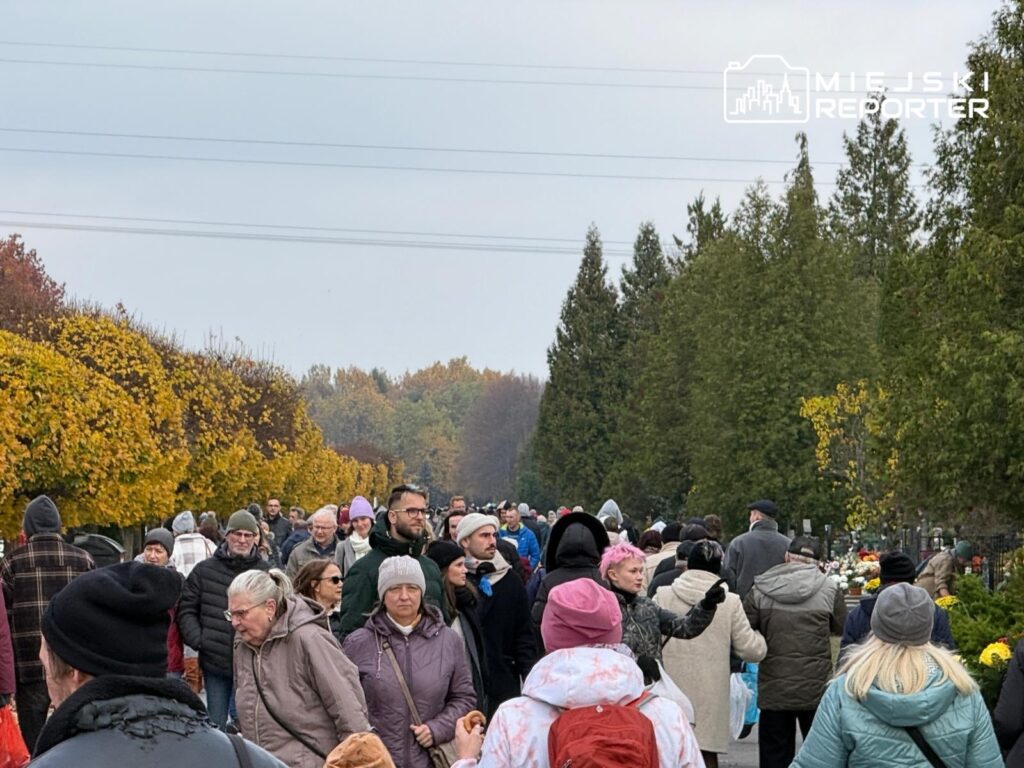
[993,637,1024,765]
[177,542,270,676]
[30,675,285,767]
[469,566,538,719]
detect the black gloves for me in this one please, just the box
[699,578,727,610]
[636,655,661,685]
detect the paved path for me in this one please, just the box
[720,727,760,767]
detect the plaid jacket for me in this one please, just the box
[0,534,95,683]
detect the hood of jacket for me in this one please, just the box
[856,674,959,727]
[261,595,328,644]
[671,568,727,605]
[598,499,623,525]
[24,494,62,537]
[213,539,263,570]
[33,674,207,758]
[368,514,426,558]
[544,512,609,571]
[753,561,827,604]
[522,646,644,709]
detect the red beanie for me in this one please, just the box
[541,578,622,652]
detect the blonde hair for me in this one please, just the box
[840,635,976,701]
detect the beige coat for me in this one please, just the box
[234,596,370,768]
[655,569,766,754]
[642,542,679,589]
[915,549,957,598]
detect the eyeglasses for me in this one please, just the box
[228,531,257,540]
[311,525,335,532]
[317,575,342,584]
[396,507,427,518]
[224,604,260,622]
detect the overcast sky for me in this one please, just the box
[5,1,1001,378]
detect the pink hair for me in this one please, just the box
[599,541,647,579]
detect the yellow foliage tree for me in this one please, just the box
[0,330,172,534]
[800,380,897,529]
[46,314,189,514]
[160,347,266,513]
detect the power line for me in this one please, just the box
[0,146,804,184]
[0,57,718,90]
[0,40,947,82]
[0,218,638,257]
[0,126,876,167]
[0,208,638,246]
[0,57,942,95]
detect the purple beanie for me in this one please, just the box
[349,496,375,521]
[541,579,622,652]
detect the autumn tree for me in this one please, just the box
[0,235,65,332]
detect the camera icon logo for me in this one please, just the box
[723,55,810,124]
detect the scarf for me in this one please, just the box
[465,551,511,597]
[349,530,371,559]
[609,582,639,605]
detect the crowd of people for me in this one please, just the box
[0,490,1018,767]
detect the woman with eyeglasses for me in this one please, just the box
[229,569,371,768]
[293,559,344,642]
[343,555,476,768]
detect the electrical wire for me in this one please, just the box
[0,218,638,257]
[0,40,945,82]
[0,126,874,166]
[0,207,638,246]
[0,146,802,184]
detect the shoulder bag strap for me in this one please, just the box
[903,725,948,768]
[250,652,328,759]
[228,733,255,768]
[381,638,424,725]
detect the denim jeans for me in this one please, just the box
[202,668,234,729]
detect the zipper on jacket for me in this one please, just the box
[254,647,263,745]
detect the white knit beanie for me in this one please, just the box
[377,555,426,600]
[455,513,500,545]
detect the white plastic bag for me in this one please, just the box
[729,672,752,740]
[648,662,695,725]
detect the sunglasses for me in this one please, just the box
[318,575,342,584]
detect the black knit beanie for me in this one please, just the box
[42,562,180,677]
[23,495,61,537]
[426,540,465,571]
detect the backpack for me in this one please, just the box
[547,692,659,768]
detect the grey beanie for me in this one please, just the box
[377,555,426,600]
[23,495,62,537]
[144,527,175,557]
[455,513,500,545]
[172,510,196,534]
[871,582,935,646]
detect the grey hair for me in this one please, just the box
[228,569,293,618]
[310,507,337,525]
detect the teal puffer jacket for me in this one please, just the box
[792,673,1003,768]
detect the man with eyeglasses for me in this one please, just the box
[177,509,270,730]
[285,506,340,579]
[337,484,448,641]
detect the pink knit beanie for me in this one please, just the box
[541,578,622,651]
